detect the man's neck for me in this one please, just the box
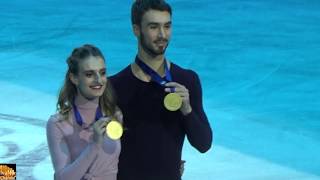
[137,50,165,75]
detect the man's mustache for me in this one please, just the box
[154,38,168,43]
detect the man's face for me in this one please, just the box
[137,10,172,57]
[70,56,107,100]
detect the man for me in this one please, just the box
[110,0,212,179]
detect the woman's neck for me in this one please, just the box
[74,93,99,109]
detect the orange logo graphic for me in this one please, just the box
[0,165,16,180]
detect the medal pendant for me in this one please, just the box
[164,93,182,111]
[106,119,123,140]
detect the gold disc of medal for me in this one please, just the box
[106,119,123,140]
[164,93,182,111]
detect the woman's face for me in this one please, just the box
[70,56,107,100]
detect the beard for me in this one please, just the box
[140,31,169,57]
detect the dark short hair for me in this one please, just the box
[131,0,172,26]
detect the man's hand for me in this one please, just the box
[180,160,186,176]
[165,82,192,115]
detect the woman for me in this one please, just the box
[46,44,122,180]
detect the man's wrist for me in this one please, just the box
[181,106,192,116]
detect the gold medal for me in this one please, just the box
[105,119,123,140]
[164,93,182,111]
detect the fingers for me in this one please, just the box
[98,116,112,123]
[180,160,186,176]
[93,119,107,144]
[164,82,180,91]
[164,82,192,114]
[114,110,123,123]
[164,82,188,94]
[93,118,108,135]
[165,82,179,87]
[164,82,189,100]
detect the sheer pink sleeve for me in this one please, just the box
[46,116,100,180]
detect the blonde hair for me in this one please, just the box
[57,44,117,118]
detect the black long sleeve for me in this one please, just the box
[182,71,212,153]
[110,63,213,180]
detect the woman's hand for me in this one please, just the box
[114,108,123,123]
[92,117,111,144]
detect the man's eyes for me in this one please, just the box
[100,71,106,76]
[164,24,171,29]
[149,25,171,29]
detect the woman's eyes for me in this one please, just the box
[85,72,93,78]
[85,71,105,78]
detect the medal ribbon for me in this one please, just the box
[72,100,103,126]
[135,56,182,111]
[135,56,172,86]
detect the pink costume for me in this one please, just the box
[46,95,121,180]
